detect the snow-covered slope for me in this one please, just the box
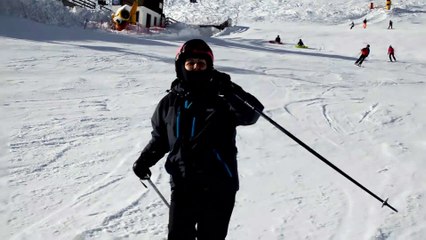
[165,0,426,25]
[1,0,426,239]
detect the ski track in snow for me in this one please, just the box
[359,102,379,123]
[76,169,171,239]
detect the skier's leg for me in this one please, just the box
[355,56,361,64]
[196,189,236,240]
[389,55,393,62]
[168,188,197,240]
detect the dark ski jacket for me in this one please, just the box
[136,73,264,191]
[275,36,281,43]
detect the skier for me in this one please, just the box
[363,18,367,29]
[355,44,370,66]
[275,35,281,44]
[297,39,305,47]
[388,45,396,62]
[133,39,264,240]
[84,19,89,29]
[388,20,393,29]
[269,35,283,44]
[350,21,355,29]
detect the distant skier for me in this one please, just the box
[388,20,393,29]
[190,0,197,3]
[297,39,305,47]
[363,18,367,29]
[84,19,88,29]
[269,35,283,44]
[275,35,281,44]
[350,21,355,29]
[355,44,370,66]
[388,45,396,62]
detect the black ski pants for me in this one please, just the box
[389,53,396,62]
[355,55,367,65]
[168,186,236,240]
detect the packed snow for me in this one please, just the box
[1,0,426,239]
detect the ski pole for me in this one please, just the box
[233,94,398,213]
[140,179,170,208]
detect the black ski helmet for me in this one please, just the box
[175,39,214,79]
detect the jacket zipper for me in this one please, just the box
[177,100,196,138]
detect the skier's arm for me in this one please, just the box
[227,86,264,125]
[134,99,170,170]
[212,70,264,126]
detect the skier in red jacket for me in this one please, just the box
[388,45,396,62]
[355,44,370,66]
[363,18,367,29]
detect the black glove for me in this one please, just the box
[212,70,241,97]
[133,161,151,180]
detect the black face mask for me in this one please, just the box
[181,66,214,95]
